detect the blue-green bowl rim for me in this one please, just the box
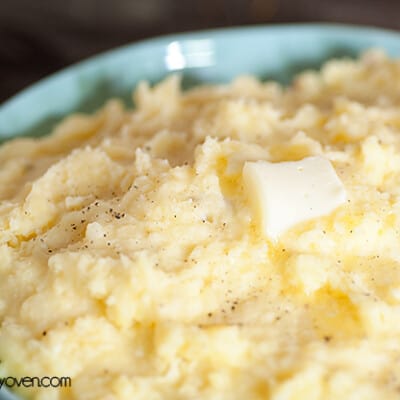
[2,23,400,143]
[2,22,400,112]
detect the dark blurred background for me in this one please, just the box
[1,0,399,103]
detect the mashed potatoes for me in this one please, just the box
[1,50,400,400]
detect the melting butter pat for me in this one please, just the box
[242,156,347,239]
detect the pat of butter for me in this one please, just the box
[242,156,347,239]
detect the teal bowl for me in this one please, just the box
[2,22,400,400]
[2,23,400,144]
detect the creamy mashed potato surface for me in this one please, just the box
[1,50,400,400]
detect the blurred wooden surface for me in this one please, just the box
[1,0,399,102]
